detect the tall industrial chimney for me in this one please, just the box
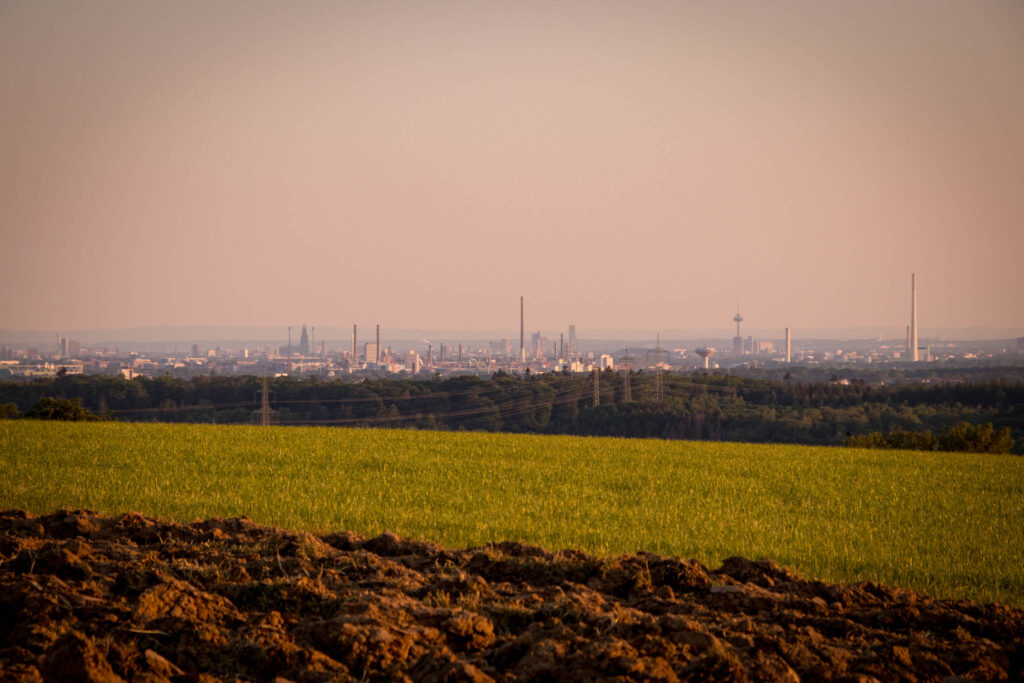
[911,273,918,362]
[352,324,357,361]
[785,327,791,363]
[520,296,525,363]
[376,324,381,363]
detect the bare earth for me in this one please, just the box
[1,510,1021,682]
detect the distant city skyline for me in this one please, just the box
[2,321,1023,348]
[2,2,1022,332]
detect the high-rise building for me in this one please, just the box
[520,296,526,363]
[568,324,578,359]
[364,342,378,364]
[407,351,421,373]
[299,325,310,355]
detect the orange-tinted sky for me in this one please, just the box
[2,1,1022,335]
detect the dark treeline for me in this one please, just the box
[2,371,1022,453]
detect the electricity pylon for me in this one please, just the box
[259,377,273,426]
[620,347,634,402]
[646,333,667,403]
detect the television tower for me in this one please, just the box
[732,307,744,355]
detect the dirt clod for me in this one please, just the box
[1,509,1021,681]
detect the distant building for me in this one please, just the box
[406,351,421,373]
[599,354,614,371]
[364,342,378,364]
[299,325,310,355]
[531,331,544,360]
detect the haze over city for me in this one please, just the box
[2,1,1023,336]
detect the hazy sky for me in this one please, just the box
[2,1,1022,335]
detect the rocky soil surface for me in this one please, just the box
[1,509,1022,682]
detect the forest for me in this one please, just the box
[1,371,1021,453]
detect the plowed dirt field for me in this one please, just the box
[1,509,1021,682]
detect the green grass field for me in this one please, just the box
[2,420,1023,606]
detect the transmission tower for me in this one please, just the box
[593,369,600,407]
[621,347,634,402]
[646,333,667,403]
[258,377,273,426]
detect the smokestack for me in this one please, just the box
[520,296,525,363]
[560,333,564,360]
[458,342,463,367]
[376,324,381,363]
[288,326,292,355]
[785,327,791,363]
[911,273,918,362]
[906,325,911,353]
[352,324,357,361]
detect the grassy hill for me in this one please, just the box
[2,420,1022,606]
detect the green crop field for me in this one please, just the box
[2,420,1023,606]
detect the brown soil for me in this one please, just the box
[1,510,1021,682]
